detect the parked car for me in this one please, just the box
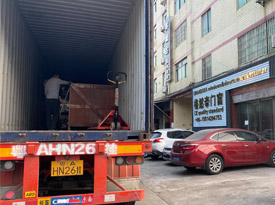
[150,129,194,160]
[171,128,275,174]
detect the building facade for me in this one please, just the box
[153,0,275,139]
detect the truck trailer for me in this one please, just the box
[0,0,153,204]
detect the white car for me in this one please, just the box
[150,129,194,160]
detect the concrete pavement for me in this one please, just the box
[137,158,275,205]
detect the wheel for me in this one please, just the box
[184,166,196,171]
[151,155,159,160]
[205,154,224,175]
[268,150,275,167]
[119,202,135,205]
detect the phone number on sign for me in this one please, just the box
[195,115,222,122]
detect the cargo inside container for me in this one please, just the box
[0,0,150,131]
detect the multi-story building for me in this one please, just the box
[153,0,275,139]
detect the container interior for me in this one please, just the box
[0,0,148,131]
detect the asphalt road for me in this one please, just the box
[136,157,275,205]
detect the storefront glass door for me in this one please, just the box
[237,98,275,140]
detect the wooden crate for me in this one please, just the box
[69,83,115,128]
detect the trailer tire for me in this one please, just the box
[151,155,159,160]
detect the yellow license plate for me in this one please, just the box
[51,160,83,177]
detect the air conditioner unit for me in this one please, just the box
[255,0,264,6]
[272,35,275,48]
[161,58,165,65]
[160,26,165,32]
[160,0,166,6]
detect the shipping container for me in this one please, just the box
[0,0,152,132]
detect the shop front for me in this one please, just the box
[192,55,275,140]
[231,78,275,140]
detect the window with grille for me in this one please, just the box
[202,55,212,81]
[174,20,187,47]
[238,0,250,9]
[202,9,211,36]
[267,17,275,54]
[238,17,275,65]
[176,58,187,82]
[175,0,186,14]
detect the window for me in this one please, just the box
[202,9,211,36]
[238,17,274,65]
[218,132,237,142]
[176,58,187,81]
[162,43,165,58]
[183,131,194,137]
[162,73,166,87]
[154,79,157,94]
[238,24,267,65]
[167,131,193,139]
[238,0,250,9]
[154,25,157,40]
[202,55,211,80]
[185,129,213,141]
[167,131,184,139]
[267,17,275,54]
[151,132,162,139]
[154,0,157,13]
[235,131,258,142]
[174,20,187,47]
[154,52,157,67]
[175,0,186,14]
[162,11,167,27]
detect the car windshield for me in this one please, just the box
[185,130,213,141]
[150,132,162,139]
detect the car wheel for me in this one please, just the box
[205,154,224,175]
[268,150,275,167]
[151,155,159,160]
[184,166,196,171]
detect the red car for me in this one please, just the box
[171,128,275,174]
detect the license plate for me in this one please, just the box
[51,160,83,177]
[173,156,180,162]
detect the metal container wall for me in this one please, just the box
[0,0,46,131]
[109,0,147,131]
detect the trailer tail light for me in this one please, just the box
[135,156,143,164]
[4,161,14,170]
[0,161,15,171]
[126,157,134,165]
[3,190,15,200]
[115,157,124,165]
[115,156,144,165]
[153,138,163,143]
